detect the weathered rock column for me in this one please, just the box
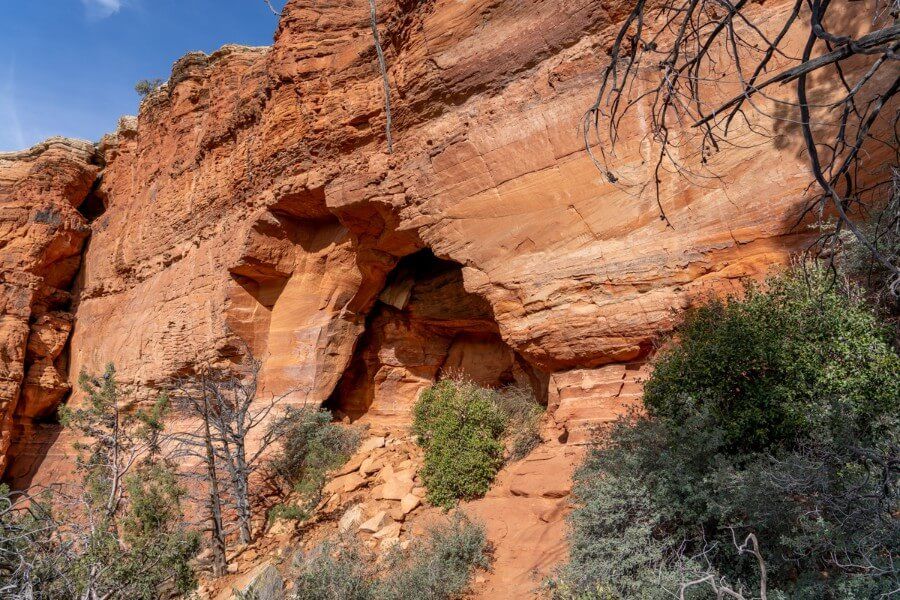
[0,137,98,476]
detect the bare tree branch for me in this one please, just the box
[585,0,900,280]
[168,348,290,551]
[678,533,768,600]
[369,0,393,153]
[262,0,281,17]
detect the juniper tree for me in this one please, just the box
[0,365,198,599]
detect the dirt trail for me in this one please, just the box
[465,442,584,598]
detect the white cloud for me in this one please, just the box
[81,0,123,19]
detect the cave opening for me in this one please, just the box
[324,249,547,425]
[77,179,107,222]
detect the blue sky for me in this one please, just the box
[0,0,285,151]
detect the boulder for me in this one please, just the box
[382,469,416,501]
[373,522,402,541]
[358,436,386,454]
[323,472,366,496]
[382,478,415,501]
[359,510,392,534]
[399,493,421,516]
[230,563,284,600]
[339,504,365,533]
[359,456,384,476]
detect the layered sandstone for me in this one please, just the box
[0,1,871,595]
[71,0,812,398]
[0,138,98,475]
[1,0,828,483]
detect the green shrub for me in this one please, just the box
[412,380,544,507]
[267,502,309,522]
[378,513,489,600]
[119,462,200,596]
[0,485,64,598]
[134,78,164,99]
[292,539,376,600]
[289,513,488,600]
[267,406,361,518]
[839,174,900,322]
[553,268,900,599]
[10,365,200,599]
[644,268,898,452]
[413,380,507,508]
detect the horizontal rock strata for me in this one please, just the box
[1,0,829,480]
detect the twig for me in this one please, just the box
[262,0,281,16]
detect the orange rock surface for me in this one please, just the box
[1,0,819,479]
[0,0,834,589]
[0,138,98,476]
[57,0,811,414]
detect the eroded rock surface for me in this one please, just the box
[78,1,808,393]
[3,1,819,485]
[0,138,98,475]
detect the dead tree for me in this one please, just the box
[678,533,768,600]
[369,0,394,153]
[0,487,67,599]
[584,0,900,284]
[172,356,282,550]
[171,373,230,574]
[189,381,228,577]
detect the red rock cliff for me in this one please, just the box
[0,138,98,475]
[1,0,822,480]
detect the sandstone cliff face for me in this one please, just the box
[1,0,819,481]
[0,138,98,475]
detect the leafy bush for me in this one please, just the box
[644,268,898,452]
[413,380,544,507]
[119,463,199,596]
[267,502,309,522]
[5,365,199,599]
[292,539,376,600]
[289,513,488,600]
[378,513,489,600]
[413,380,507,508]
[0,485,64,598]
[267,406,361,519]
[552,268,900,599]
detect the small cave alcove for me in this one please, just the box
[325,249,547,424]
[77,179,108,222]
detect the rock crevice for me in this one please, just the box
[327,249,547,424]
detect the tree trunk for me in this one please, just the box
[234,443,252,544]
[202,395,228,577]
